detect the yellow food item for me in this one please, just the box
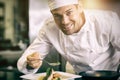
[52,73,61,80]
[38,75,45,80]
[38,73,61,80]
[38,68,71,80]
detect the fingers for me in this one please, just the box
[27,52,42,69]
[27,60,42,68]
[27,59,40,65]
[27,52,40,61]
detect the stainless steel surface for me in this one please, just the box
[44,59,60,66]
[38,59,60,66]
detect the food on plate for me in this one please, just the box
[38,68,61,80]
[38,76,45,80]
[52,73,61,80]
[38,73,61,80]
[38,68,69,80]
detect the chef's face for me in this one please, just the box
[51,4,85,35]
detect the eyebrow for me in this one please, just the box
[52,7,73,17]
[53,8,73,15]
[65,8,73,13]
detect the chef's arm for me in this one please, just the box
[110,12,120,61]
[17,28,52,74]
[110,12,120,50]
[17,53,40,74]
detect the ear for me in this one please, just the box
[77,3,83,13]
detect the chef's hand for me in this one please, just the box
[27,52,42,69]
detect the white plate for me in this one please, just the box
[20,71,81,80]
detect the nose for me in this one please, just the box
[61,15,70,25]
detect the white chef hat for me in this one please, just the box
[48,0,79,10]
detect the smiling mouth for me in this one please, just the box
[63,24,73,31]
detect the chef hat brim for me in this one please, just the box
[48,0,79,10]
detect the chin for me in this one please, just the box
[64,32,73,35]
[62,29,74,35]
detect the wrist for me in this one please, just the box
[26,64,34,70]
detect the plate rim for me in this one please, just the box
[20,71,81,80]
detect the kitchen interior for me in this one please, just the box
[0,0,120,80]
[0,0,29,80]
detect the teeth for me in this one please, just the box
[69,24,73,29]
[64,24,73,30]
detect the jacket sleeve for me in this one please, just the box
[17,23,53,74]
[110,13,120,51]
[110,12,120,61]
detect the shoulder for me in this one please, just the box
[41,16,59,32]
[84,9,120,33]
[84,9,119,21]
[38,16,60,38]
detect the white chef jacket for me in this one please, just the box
[17,9,120,74]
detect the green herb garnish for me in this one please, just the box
[43,68,52,80]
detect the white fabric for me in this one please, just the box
[17,10,120,74]
[48,0,78,10]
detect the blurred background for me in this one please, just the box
[0,0,120,80]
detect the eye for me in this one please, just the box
[53,14,62,20]
[66,10,73,16]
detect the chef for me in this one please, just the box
[17,0,120,74]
